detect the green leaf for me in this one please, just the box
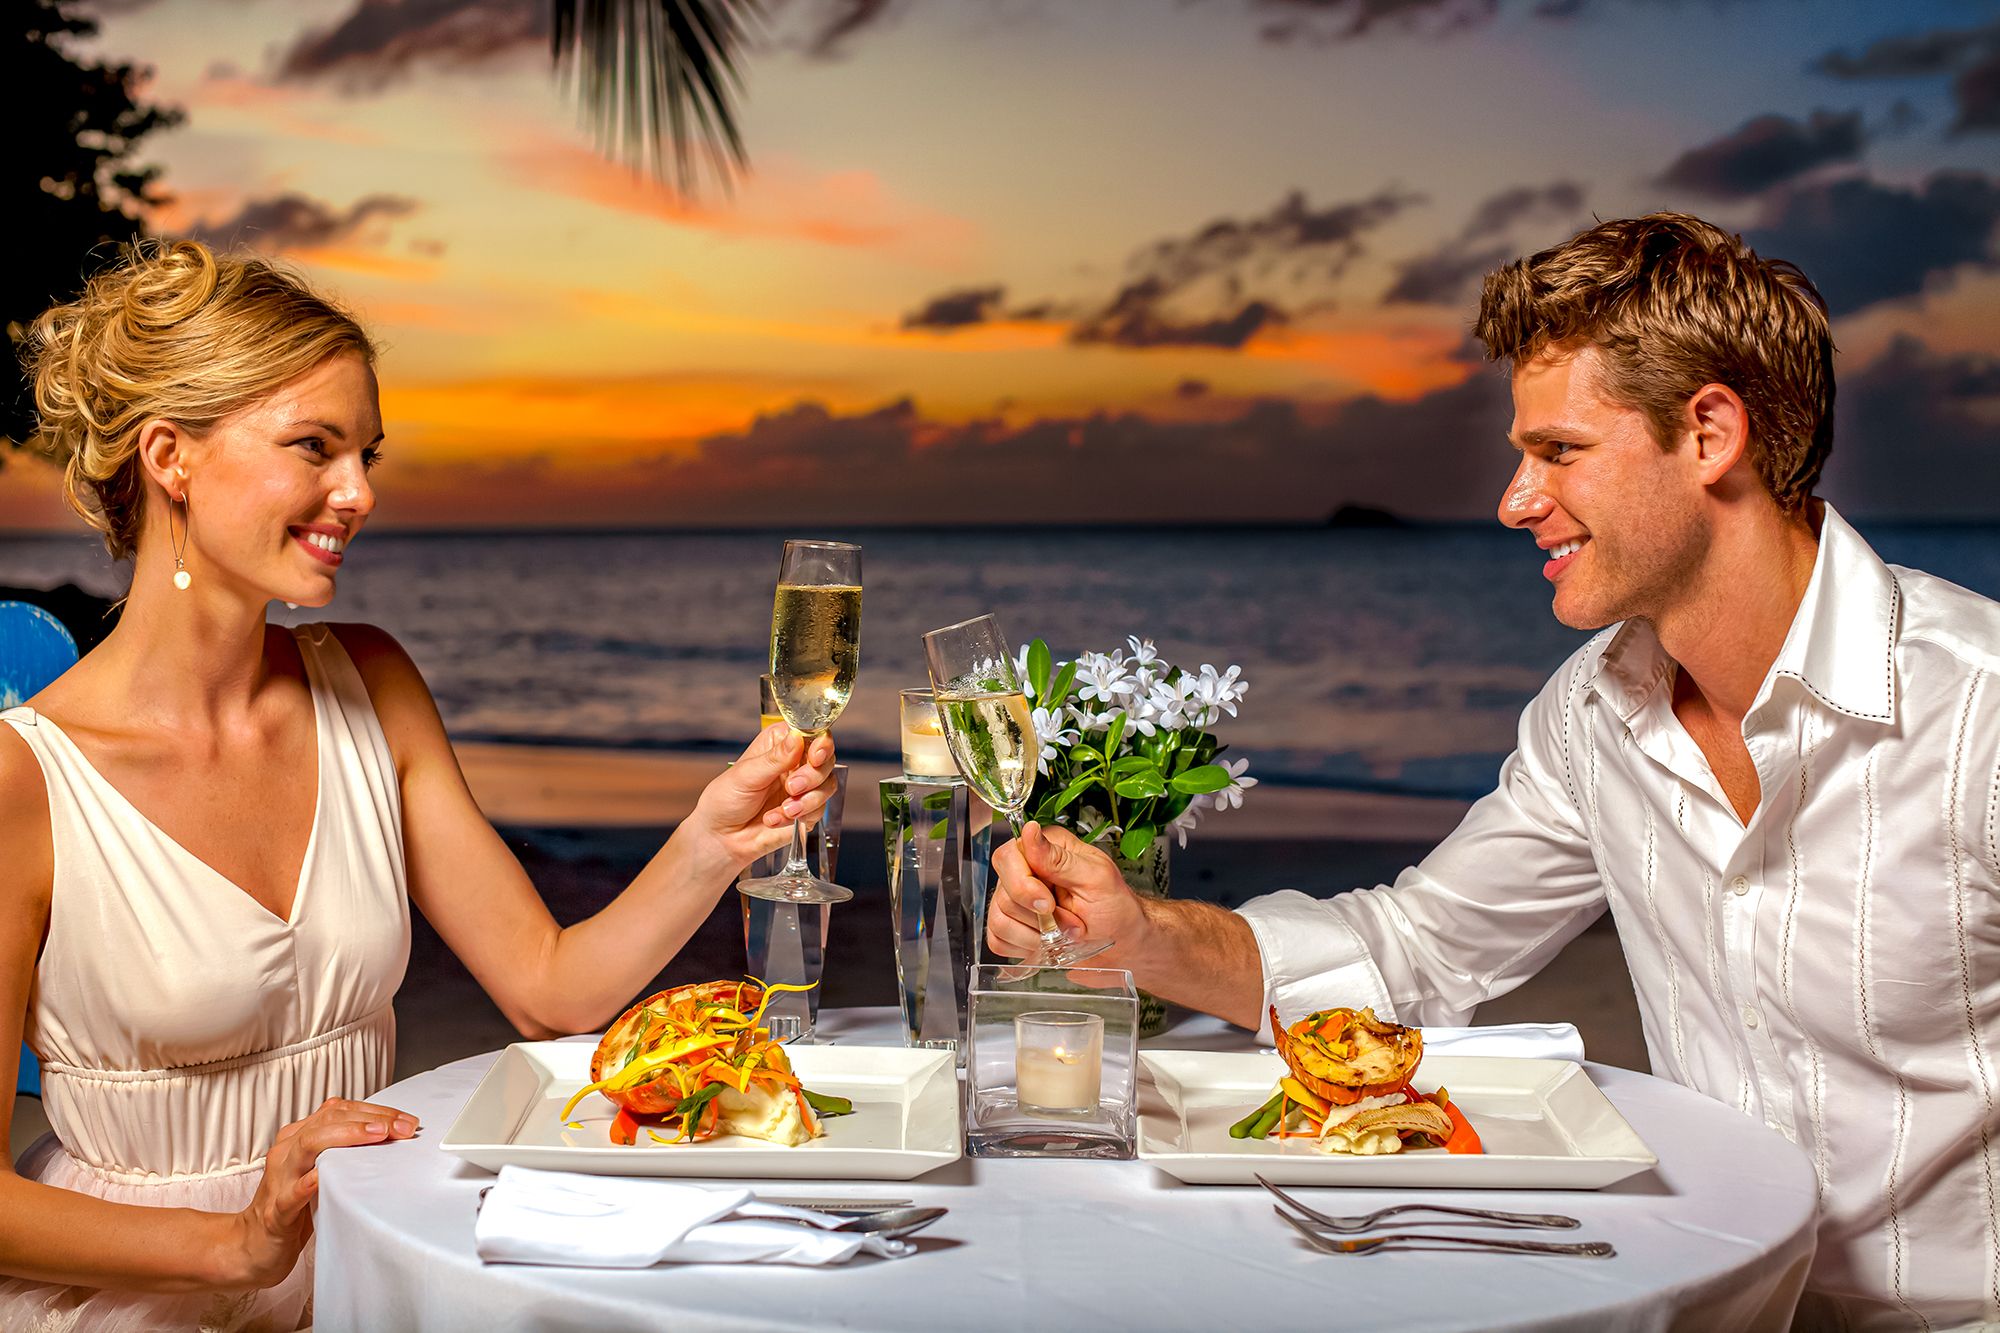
[1103,712,1127,759]
[1046,661,1077,711]
[1119,824,1158,860]
[1115,769,1168,800]
[1170,763,1232,795]
[1027,639,1052,701]
[1049,774,1098,815]
[1109,755,1154,778]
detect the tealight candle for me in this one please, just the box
[900,687,958,781]
[1015,1011,1104,1115]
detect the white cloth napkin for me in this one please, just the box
[473,1166,915,1268]
[1414,1022,1586,1063]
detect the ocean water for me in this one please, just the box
[4,523,1996,801]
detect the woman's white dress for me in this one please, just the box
[0,625,410,1331]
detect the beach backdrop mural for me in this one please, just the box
[5,0,1999,805]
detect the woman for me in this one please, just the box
[0,241,835,1330]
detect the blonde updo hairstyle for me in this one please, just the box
[27,240,375,559]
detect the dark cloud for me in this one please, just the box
[186,193,420,252]
[1655,110,1865,200]
[1074,188,1419,347]
[578,358,1514,525]
[1383,181,1582,306]
[898,188,1417,350]
[1814,19,2000,136]
[901,286,1009,331]
[277,0,546,87]
[1256,0,1500,44]
[1743,171,2000,315]
[1815,19,1999,80]
[1176,378,1211,398]
[1818,335,2000,519]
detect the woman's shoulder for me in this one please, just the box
[0,715,54,911]
[308,623,449,759]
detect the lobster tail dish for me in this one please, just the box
[559,980,853,1147]
[1231,1006,1482,1155]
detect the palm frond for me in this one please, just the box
[550,0,760,196]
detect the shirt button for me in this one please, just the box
[1742,1006,1762,1030]
[1730,876,1750,896]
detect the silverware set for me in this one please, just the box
[1256,1175,1615,1259]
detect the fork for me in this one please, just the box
[1256,1174,1579,1231]
[1276,1208,1615,1258]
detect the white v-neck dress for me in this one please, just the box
[0,625,410,1332]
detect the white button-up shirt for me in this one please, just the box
[1239,506,2000,1331]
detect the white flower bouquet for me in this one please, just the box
[1014,636,1256,859]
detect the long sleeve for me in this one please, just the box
[1237,649,1607,1037]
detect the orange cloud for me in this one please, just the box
[379,369,866,462]
[187,73,385,147]
[501,134,977,265]
[1238,323,1475,400]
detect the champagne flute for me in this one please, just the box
[740,540,861,905]
[923,614,1111,969]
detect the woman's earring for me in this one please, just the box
[170,477,191,590]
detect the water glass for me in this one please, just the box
[741,763,847,1041]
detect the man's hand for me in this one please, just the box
[986,821,1153,972]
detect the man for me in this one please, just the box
[987,213,2000,1331]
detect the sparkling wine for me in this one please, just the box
[769,584,861,735]
[934,685,1036,819]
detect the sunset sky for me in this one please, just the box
[4,0,1998,528]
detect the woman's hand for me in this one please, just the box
[689,724,838,870]
[222,1097,419,1289]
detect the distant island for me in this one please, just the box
[1326,504,1410,529]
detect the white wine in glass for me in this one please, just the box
[923,614,1111,969]
[741,540,861,905]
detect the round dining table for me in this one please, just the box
[313,1007,1817,1333]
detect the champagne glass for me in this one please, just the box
[923,614,1111,969]
[740,540,861,905]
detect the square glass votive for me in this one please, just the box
[965,964,1138,1159]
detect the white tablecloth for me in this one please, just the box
[314,1009,1817,1333]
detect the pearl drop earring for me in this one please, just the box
[170,469,191,590]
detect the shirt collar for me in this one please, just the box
[1767,501,1899,725]
[1588,501,1900,726]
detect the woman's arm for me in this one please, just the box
[333,625,834,1038]
[0,727,414,1293]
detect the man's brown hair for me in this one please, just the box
[1474,212,1834,513]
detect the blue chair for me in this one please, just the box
[1,600,79,1098]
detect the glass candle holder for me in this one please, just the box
[899,687,958,781]
[1015,1012,1103,1115]
[966,964,1137,1159]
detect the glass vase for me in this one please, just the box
[1113,837,1172,1037]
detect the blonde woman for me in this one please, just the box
[0,241,836,1330]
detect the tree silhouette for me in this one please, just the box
[5,0,180,452]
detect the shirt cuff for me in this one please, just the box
[1238,889,1397,1042]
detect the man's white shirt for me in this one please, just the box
[1239,505,2000,1330]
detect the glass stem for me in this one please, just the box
[784,814,812,878]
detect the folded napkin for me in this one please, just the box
[473,1166,915,1268]
[1413,1022,1586,1063]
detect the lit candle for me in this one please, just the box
[900,688,958,781]
[1015,1011,1104,1115]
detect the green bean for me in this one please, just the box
[1230,1090,1284,1139]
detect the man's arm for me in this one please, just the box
[987,823,1265,1027]
[989,648,1609,1034]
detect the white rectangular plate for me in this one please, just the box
[443,1042,961,1180]
[1138,1052,1655,1189]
